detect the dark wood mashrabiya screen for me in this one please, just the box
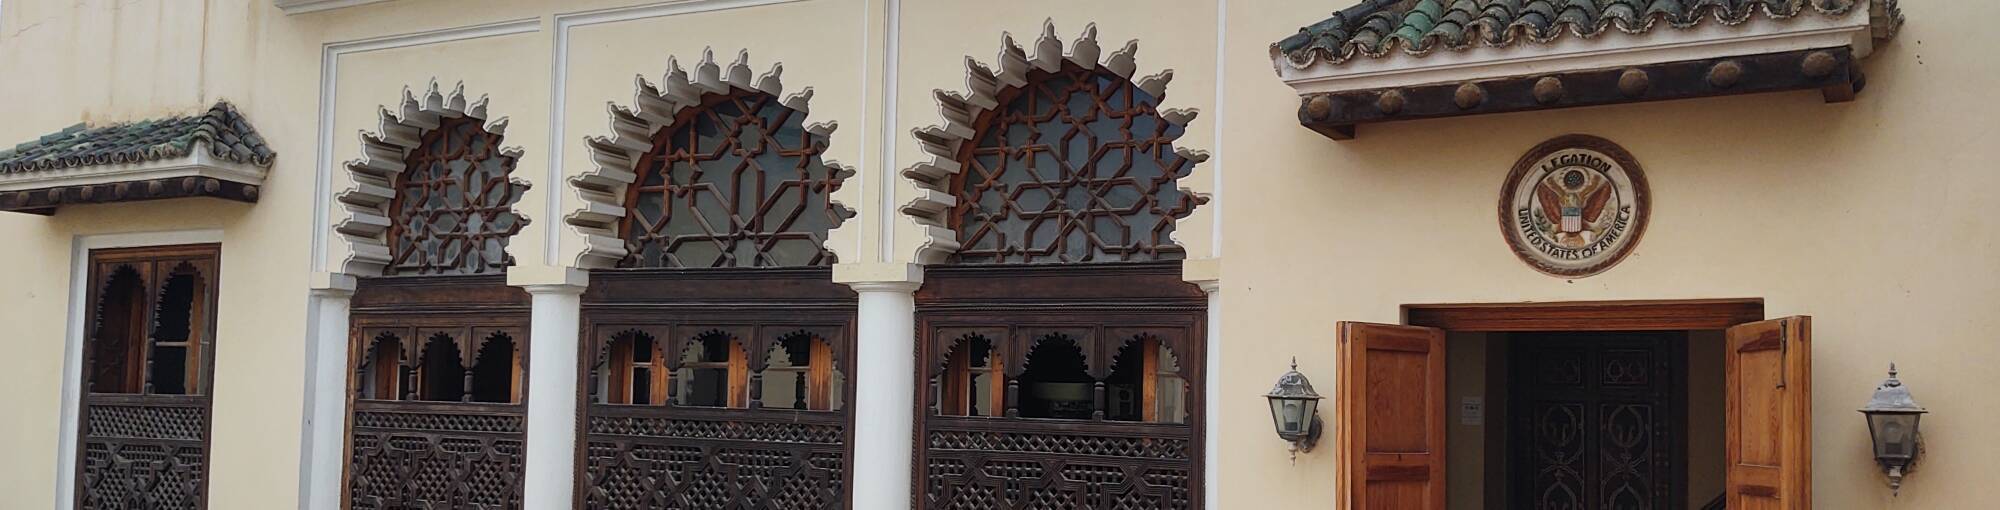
[580,85,857,509]
[918,48,1208,509]
[346,110,534,509]
[579,270,856,509]
[918,264,1205,510]
[77,244,221,509]
[347,276,531,510]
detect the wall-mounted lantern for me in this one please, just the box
[1860,363,1927,495]
[1264,358,1323,461]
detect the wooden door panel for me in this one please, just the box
[1726,316,1811,510]
[1337,322,1446,510]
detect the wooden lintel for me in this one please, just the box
[0,177,261,214]
[1298,46,1861,141]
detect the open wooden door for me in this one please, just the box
[1726,316,1812,510]
[1336,322,1446,510]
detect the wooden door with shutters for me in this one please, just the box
[1336,322,1447,510]
[1726,316,1811,510]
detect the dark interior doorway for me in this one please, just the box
[1507,332,1688,510]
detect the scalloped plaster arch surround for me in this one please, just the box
[564,49,855,270]
[334,81,533,277]
[897,21,1214,265]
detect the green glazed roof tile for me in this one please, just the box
[1275,0,1901,67]
[0,101,275,174]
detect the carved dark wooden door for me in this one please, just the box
[1510,333,1687,510]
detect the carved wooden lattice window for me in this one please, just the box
[86,248,218,396]
[359,328,520,403]
[387,115,528,275]
[760,333,843,411]
[622,91,849,268]
[78,244,221,509]
[601,330,665,405]
[674,332,749,408]
[938,331,1184,424]
[950,62,1200,264]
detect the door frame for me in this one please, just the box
[1396,298,1766,510]
[1404,298,1764,331]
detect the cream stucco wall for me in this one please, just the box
[1223,1,2000,508]
[0,0,1994,508]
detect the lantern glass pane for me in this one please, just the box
[1871,413,1917,458]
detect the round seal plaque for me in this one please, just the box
[1499,135,1650,277]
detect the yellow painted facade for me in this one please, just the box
[0,0,1994,508]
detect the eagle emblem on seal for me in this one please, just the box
[1533,168,1617,247]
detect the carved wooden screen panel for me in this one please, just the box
[949,62,1200,265]
[579,269,857,509]
[345,276,530,510]
[621,91,851,268]
[387,115,529,276]
[76,244,220,510]
[1508,333,1686,510]
[916,264,1205,510]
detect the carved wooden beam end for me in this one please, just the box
[0,177,263,214]
[1298,47,1862,141]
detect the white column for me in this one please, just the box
[837,262,923,510]
[301,272,356,510]
[1197,280,1222,509]
[514,268,589,510]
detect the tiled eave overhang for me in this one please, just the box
[0,102,273,215]
[1273,1,1901,140]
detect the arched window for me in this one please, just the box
[1016,334,1094,419]
[88,265,147,394]
[415,333,465,402]
[358,332,404,401]
[385,115,528,275]
[675,331,748,408]
[469,332,519,403]
[759,333,843,411]
[938,334,1003,417]
[87,258,216,396]
[147,263,209,395]
[1107,335,1186,424]
[948,62,1200,265]
[621,91,849,268]
[599,330,662,405]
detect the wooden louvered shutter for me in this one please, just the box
[1336,322,1447,510]
[1726,316,1812,509]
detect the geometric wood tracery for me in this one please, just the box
[949,61,1201,265]
[384,116,528,275]
[621,90,851,268]
[902,22,1210,265]
[568,50,853,270]
[338,81,531,277]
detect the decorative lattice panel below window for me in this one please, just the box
[347,403,526,510]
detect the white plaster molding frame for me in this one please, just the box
[275,0,393,15]
[55,229,226,510]
[1273,8,1876,95]
[546,0,812,267]
[0,150,270,192]
[563,48,854,268]
[334,80,532,277]
[312,18,542,274]
[899,21,1212,264]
